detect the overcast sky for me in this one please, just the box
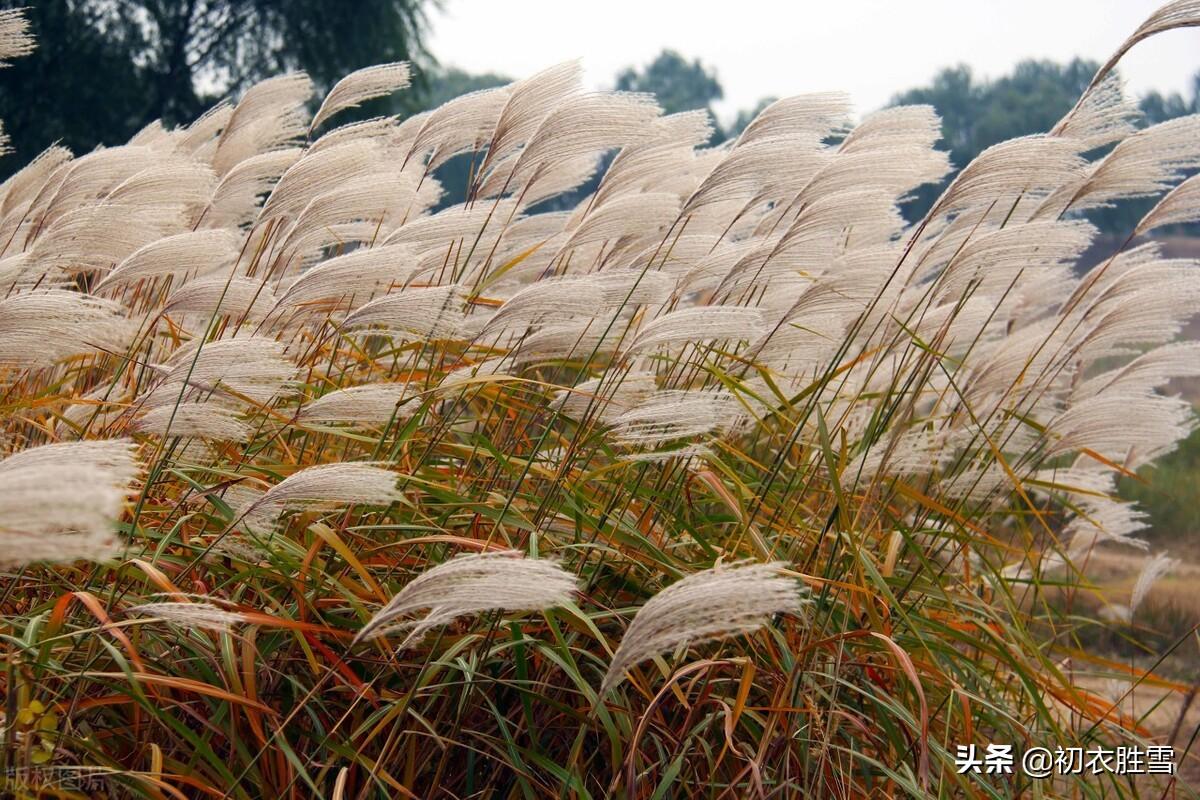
[427,1,1200,123]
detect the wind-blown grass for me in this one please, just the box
[1,4,1200,797]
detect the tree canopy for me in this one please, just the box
[616,50,725,143]
[892,59,1200,229]
[0,0,430,175]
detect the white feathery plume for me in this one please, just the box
[935,220,1094,300]
[1051,73,1141,151]
[1064,496,1150,551]
[1130,552,1177,615]
[404,85,512,171]
[342,284,467,341]
[105,157,218,214]
[299,382,419,426]
[1073,262,1200,363]
[354,551,578,646]
[601,562,804,693]
[309,116,399,153]
[311,62,410,131]
[0,291,132,367]
[27,204,185,279]
[179,102,233,155]
[1069,1,1200,104]
[0,8,34,65]
[677,239,757,293]
[435,356,514,392]
[32,146,160,224]
[0,145,72,218]
[206,147,302,227]
[1072,341,1200,401]
[480,61,583,173]
[382,199,519,252]
[95,229,239,292]
[213,72,312,174]
[274,244,418,312]
[237,463,403,532]
[223,72,313,141]
[128,600,248,632]
[1051,115,1200,213]
[587,270,674,308]
[684,143,829,214]
[144,336,295,409]
[734,93,851,147]
[0,440,139,565]
[1135,173,1200,235]
[493,92,660,195]
[477,151,600,208]
[560,192,680,252]
[134,403,252,443]
[260,140,383,220]
[934,136,1087,216]
[0,531,125,567]
[277,171,419,255]
[511,321,623,364]
[798,146,951,207]
[163,274,278,321]
[480,277,605,334]
[591,110,714,206]
[840,105,943,154]
[624,306,765,355]
[608,390,736,447]
[1048,391,1195,469]
[56,385,130,437]
[620,444,713,464]
[553,371,657,423]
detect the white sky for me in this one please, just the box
[427,0,1200,123]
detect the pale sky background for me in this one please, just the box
[427,1,1200,123]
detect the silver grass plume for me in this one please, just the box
[1136,173,1200,235]
[354,551,577,647]
[480,61,583,176]
[128,599,248,632]
[163,275,279,321]
[95,229,239,292]
[0,440,139,565]
[0,8,34,65]
[608,390,737,448]
[624,306,765,355]
[274,244,418,312]
[311,62,411,131]
[0,291,132,368]
[143,336,295,409]
[236,463,404,532]
[299,382,419,426]
[342,284,467,342]
[1101,551,1178,624]
[134,404,252,443]
[601,562,804,693]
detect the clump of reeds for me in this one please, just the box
[1,3,1199,796]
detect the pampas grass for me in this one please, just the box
[0,4,1198,796]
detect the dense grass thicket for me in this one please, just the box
[1,4,1200,797]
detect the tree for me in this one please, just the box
[729,96,777,139]
[889,59,1199,232]
[0,0,431,175]
[616,50,725,142]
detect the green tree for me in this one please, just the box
[0,0,431,175]
[616,49,725,143]
[891,59,1199,231]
